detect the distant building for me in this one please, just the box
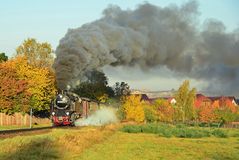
[131,92,238,108]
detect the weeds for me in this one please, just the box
[120,123,230,138]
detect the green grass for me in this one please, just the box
[0,125,117,160]
[78,132,239,160]
[0,124,238,160]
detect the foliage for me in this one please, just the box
[121,95,145,122]
[15,56,56,111]
[74,70,114,101]
[211,129,228,138]
[0,55,56,113]
[0,61,30,114]
[116,106,126,121]
[154,98,174,122]
[175,80,196,122]
[0,52,8,62]
[16,38,54,68]
[121,123,230,138]
[198,103,217,123]
[143,103,158,122]
[113,82,130,97]
[215,107,238,124]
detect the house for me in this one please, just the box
[131,93,150,102]
[194,94,212,108]
[194,94,238,111]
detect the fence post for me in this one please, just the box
[30,108,33,128]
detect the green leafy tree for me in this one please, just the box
[0,53,8,62]
[73,70,114,101]
[175,80,196,123]
[215,107,238,125]
[114,82,130,97]
[16,38,54,68]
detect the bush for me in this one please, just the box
[173,128,210,138]
[175,123,186,128]
[120,123,229,138]
[120,125,142,133]
[212,129,228,138]
[144,105,158,123]
[116,107,126,121]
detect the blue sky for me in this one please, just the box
[0,0,239,92]
[1,0,238,57]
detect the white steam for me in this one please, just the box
[75,108,118,126]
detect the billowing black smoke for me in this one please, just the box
[53,1,239,96]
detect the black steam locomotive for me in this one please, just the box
[50,91,99,126]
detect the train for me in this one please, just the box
[50,90,99,126]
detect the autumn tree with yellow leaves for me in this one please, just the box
[16,38,54,68]
[0,38,56,114]
[15,56,56,111]
[0,59,30,114]
[0,55,56,113]
[122,95,145,122]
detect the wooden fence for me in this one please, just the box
[0,113,50,126]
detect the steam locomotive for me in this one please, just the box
[50,91,99,126]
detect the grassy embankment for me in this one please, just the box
[0,125,117,160]
[0,123,238,160]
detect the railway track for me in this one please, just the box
[0,126,53,137]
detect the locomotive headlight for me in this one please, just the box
[52,112,55,116]
[66,112,69,115]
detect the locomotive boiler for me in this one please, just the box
[50,91,99,126]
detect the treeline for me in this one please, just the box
[0,39,56,114]
[119,80,239,125]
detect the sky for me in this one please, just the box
[0,0,239,93]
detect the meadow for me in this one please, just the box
[0,124,238,160]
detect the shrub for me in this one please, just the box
[120,123,229,138]
[120,125,142,133]
[144,105,158,123]
[116,107,126,121]
[212,129,228,138]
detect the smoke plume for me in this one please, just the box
[75,108,118,126]
[53,1,239,96]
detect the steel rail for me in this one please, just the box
[0,126,53,135]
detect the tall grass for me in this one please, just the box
[120,123,234,138]
[0,124,119,160]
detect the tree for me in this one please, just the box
[198,104,217,123]
[114,82,130,97]
[175,80,196,122]
[122,95,145,122]
[154,99,174,122]
[14,55,56,111]
[144,102,158,122]
[0,53,8,62]
[0,59,30,114]
[214,103,238,124]
[0,55,56,113]
[74,70,114,101]
[16,38,54,68]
